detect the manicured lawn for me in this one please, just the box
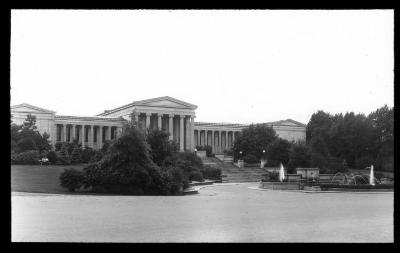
[11,164,88,194]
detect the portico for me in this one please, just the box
[97,96,197,151]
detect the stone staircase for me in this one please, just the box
[202,155,267,183]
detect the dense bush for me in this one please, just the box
[201,165,222,180]
[57,143,71,165]
[81,147,96,163]
[189,170,203,182]
[83,125,181,195]
[59,168,85,192]
[46,151,58,165]
[243,154,259,164]
[88,150,103,163]
[16,138,37,153]
[147,129,179,166]
[11,150,40,165]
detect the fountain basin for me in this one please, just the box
[259,181,300,190]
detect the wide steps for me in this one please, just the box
[202,156,266,183]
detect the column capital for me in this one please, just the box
[168,114,175,118]
[179,115,185,118]
[145,112,152,116]
[157,113,163,117]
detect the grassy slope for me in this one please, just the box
[11,164,88,194]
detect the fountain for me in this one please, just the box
[279,163,285,182]
[370,165,375,186]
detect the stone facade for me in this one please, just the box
[11,96,306,153]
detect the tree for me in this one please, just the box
[58,143,71,164]
[146,129,178,166]
[233,124,278,161]
[83,125,178,195]
[368,105,394,171]
[287,142,312,172]
[22,114,37,131]
[11,115,51,154]
[266,138,291,166]
[16,138,37,152]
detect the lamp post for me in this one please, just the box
[239,151,243,168]
[261,149,266,168]
[194,148,197,156]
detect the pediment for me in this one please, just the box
[273,119,306,127]
[138,100,190,109]
[133,96,197,110]
[11,103,55,114]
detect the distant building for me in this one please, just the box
[11,96,306,152]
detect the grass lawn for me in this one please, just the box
[11,164,89,194]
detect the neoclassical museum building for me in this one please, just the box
[11,96,306,153]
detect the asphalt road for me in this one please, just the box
[12,183,393,242]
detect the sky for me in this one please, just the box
[10,10,394,124]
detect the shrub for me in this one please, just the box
[189,170,203,182]
[81,147,96,163]
[57,143,71,165]
[89,150,103,163]
[196,145,213,157]
[201,165,222,180]
[70,145,82,164]
[166,166,188,194]
[243,154,259,164]
[16,138,37,152]
[59,168,85,192]
[83,125,174,195]
[46,151,58,165]
[11,150,40,165]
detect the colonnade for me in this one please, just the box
[194,130,240,153]
[134,112,195,151]
[56,124,122,150]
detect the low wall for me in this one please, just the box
[259,182,300,190]
[196,150,207,158]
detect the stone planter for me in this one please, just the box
[259,181,300,190]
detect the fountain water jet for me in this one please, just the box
[370,165,375,186]
[279,163,285,182]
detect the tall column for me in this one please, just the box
[232,131,236,147]
[116,127,122,138]
[168,115,174,141]
[179,115,184,151]
[218,131,221,153]
[51,124,57,148]
[81,125,85,148]
[71,125,76,142]
[225,131,228,150]
[88,125,93,148]
[197,130,200,147]
[62,124,67,142]
[97,126,103,150]
[135,114,139,123]
[145,113,151,129]
[158,114,162,130]
[185,116,191,150]
[190,116,195,151]
[211,130,214,153]
[107,126,112,140]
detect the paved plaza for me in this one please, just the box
[12,183,393,242]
